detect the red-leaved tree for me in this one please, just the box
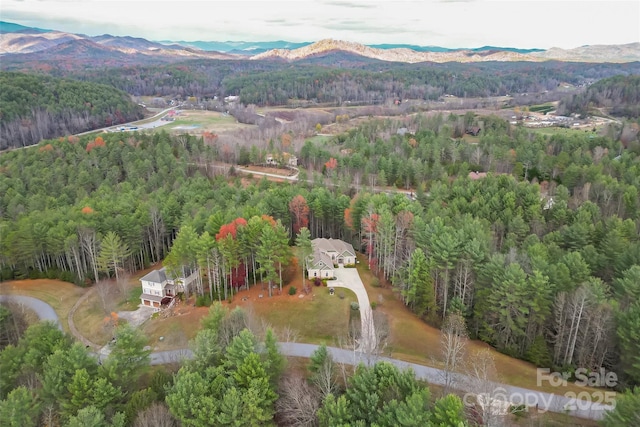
[289,195,309,234]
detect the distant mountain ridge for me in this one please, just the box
[250,39,544,63]
[0,21,50,34]
[0,21,234,62]
[1,21,638,64]
[157,39,544,55]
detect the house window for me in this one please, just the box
[314,272,317,277]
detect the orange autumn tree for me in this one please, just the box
[216,217,248,293]
[362,212,380,269]
[344,207,354,231]
[203,131,218,144]
[289,194,309,234]
[86,135,106,153]
[324,157,338,171]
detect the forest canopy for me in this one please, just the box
[559,74,640,118]
[0,72,143,150]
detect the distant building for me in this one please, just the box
[466,126,482,136]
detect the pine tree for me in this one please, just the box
[0,386,40,427]
[97,231,131,283]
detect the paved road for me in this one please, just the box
[76,107,178,136]
[1,294,613,421]
[328,266,377,353]
[0,295,62,330]
[235,166,299,181]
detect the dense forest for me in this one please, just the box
[31,59,640,105]
[2,111,640,387]
[0,72,143,150]
[559,74,640,118]
[0,300,471,426]
[2,59,638,151]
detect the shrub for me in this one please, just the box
[371,277,380,288]
[344,263,356,268]
[338,291,345,299]
[350,302,360,311]
[371,301,377,310]
[196,295,211,307]
[288,286,297,296]
[314,277,322,287]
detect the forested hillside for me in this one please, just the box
[0,72,143,150]
[2,112,640,388]
[38,59,640,106]
[559,74,640,118]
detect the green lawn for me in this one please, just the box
[526,126,598,137]
[305,135,334,144]
[251,286,357,345]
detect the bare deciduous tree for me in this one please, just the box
[440,313,468,394]
[134,402,179,427]
[95,280,115,314]
[276,374,320,427]
[78,226,100,282]
[463,348,507,427]
[278,325,300,343]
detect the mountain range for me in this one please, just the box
[1,21,639,64]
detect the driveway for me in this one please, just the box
[328,266,377,353]
[1,294,612,420]
[117,306,155,328]
[0,295,62,330]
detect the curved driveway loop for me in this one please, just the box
[0,295,62,330]
[328,266,377,353]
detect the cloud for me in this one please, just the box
[2,0,639,48]
[322,1,371,8]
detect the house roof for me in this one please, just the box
[310,248,334,269]
[312,238,355,256]
[140,268,168,283]
[140,266,196,284]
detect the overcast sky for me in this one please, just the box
[3,0,639,49]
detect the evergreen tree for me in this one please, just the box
[0,386,40,427]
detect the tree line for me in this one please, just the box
[2,111,640,390]
[559,74,640,119]
[1,300,477,426]
[0,72,143,150]
[21,58,640,107]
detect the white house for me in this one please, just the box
[140,266,198,311]
[307,238,356,279]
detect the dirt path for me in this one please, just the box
[67,287,101,350]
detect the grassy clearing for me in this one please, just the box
[73,288,116,346]
[529,104,555,114]
[0,279,87,332]
[120,286,143,311]
[356,254,605,396]
[305,135,334,144]
[526,126,598,137]
[161,111,252,134]
[249,286,357,345]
